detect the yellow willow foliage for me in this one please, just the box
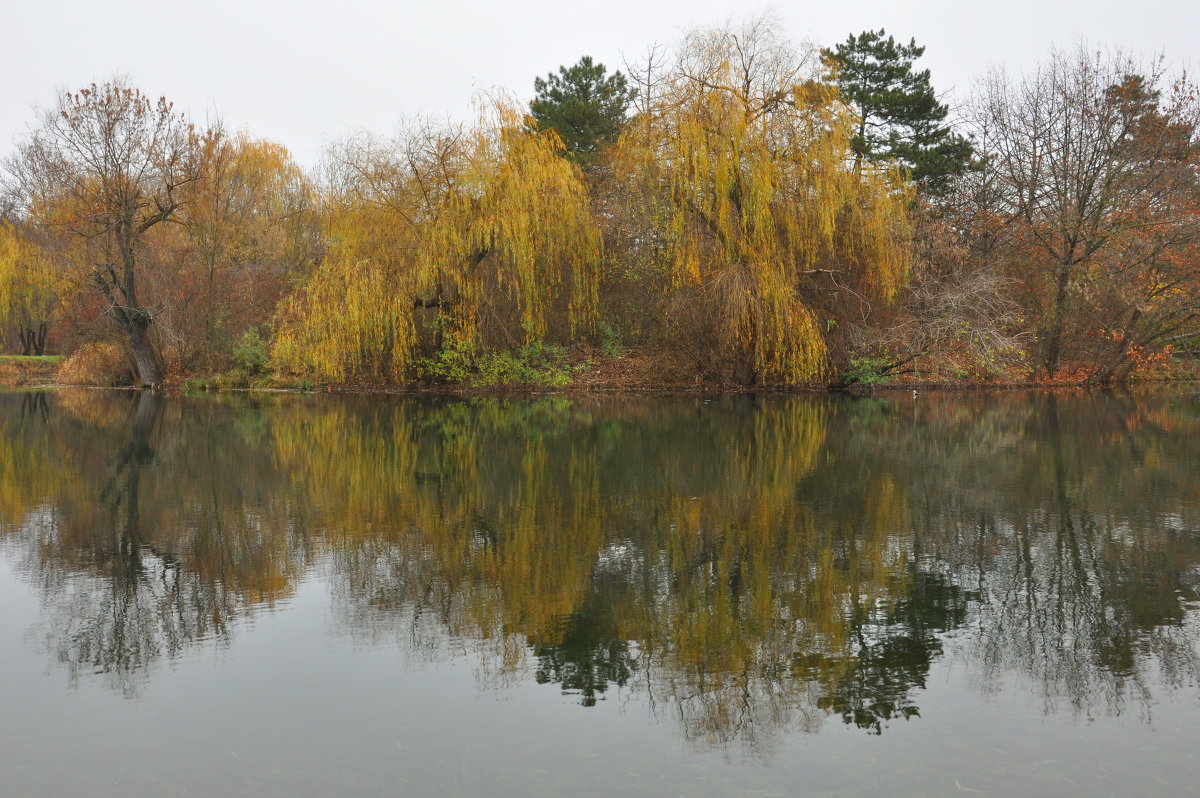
[272,101,600,381]
[272,153,429,379]
[185,133,311,270]
[615,22,911,382]
[426,104,600,344]
[272,252,419,381]
[0,222,58,336]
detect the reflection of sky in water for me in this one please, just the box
[0,389,1199,797]
[3,554,1198,798]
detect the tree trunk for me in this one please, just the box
[732,345,758,387]
[15,324,45,355]
[1039,263,1073,379]
[30,322,47,356]
[128,319,163,388]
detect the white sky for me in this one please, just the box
[3,0,1198,169]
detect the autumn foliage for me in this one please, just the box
[2,22,1199,388]
[272,101,599,382]
[613,20,909,384]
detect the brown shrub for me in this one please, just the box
[55,342,134,387]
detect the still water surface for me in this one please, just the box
[1,389,1200,797]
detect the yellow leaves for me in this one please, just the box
[272,253,419,381]
[0,222,59,331]
[273,98,601,382]
[612,20,911,384]
[454,103,599,340]
[186,132,311,257]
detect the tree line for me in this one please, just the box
[2,16,1198,388]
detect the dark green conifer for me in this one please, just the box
[530,56,635,167]
[822,30,975,194]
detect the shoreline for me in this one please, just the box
[7,351,1199,396]
[13,377,1200,397]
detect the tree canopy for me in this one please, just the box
[823,29,974,193]
[530,56,635,166]
[968,48,1200,381]
[0,22,1197,389]
[4,80,202,385]
[615,18,910,384]
[272,100,600,382]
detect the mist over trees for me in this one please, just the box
[2,18,1198,389]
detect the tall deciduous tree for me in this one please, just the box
[5,79,202,386]
[970,48,1200,380]
[166,130,317,370]
[822,30,974,194]
[615,17,910,385]
[530,56,635,166]
[273,100,599,382]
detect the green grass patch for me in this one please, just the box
[417,339,579,389]
[0,354,64,364]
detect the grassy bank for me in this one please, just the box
[0,355,63,387]
[165,348,1200,396]
[15,345,1200,395]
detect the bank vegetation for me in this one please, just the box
[2,17,1199,391]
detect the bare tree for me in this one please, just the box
[969,47,1200,380]
[5,79,203,386]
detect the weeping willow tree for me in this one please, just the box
[616,17,911,384]
[0,221,59,355]
[273,100,600,382]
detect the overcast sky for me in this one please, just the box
[4,0,1198,168]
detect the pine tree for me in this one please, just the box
[823,30,974,194]
[530,56,635,166]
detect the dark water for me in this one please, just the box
[2,389,1200,797]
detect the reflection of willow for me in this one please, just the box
[282,396,935,750]
[0,393,56,524]
[296,392,1200,747]
[2,390,1200,747]
[1,390,310,696]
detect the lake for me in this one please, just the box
[1,388,1199,797]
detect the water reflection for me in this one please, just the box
[1,389,1199,747]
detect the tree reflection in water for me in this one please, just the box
[1,389,1198,748]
